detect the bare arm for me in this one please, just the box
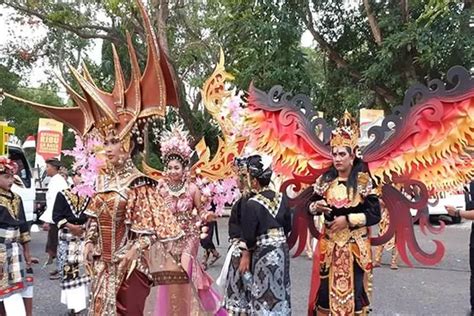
[190,182,202,211]
[446,205,474,220]
[22,242,32,266]
[460,210,474,220]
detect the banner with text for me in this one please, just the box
[35,118,63,169]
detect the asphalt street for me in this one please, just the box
[29,219,472,315]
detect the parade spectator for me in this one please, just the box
[40,158,68,279]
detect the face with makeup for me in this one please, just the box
[167,159,185,183]
[104,132,130,167]
[331,146,354,175]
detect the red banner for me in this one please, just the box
[37,130,62,159]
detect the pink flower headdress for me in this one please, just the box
[63,134,106,197]
[197,177,240,216]
[160,122,193,166]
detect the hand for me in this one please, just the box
[67,224,84,237]
[445,205,458,217]
[84,242,95,265]
[203,211,217,222]
[42,223,50,231]
[330,216,349,233]
[118,245,139,273]
[310,200,332,215]
[238,250,251,274]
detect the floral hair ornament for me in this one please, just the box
[63,134,106,197]
[330,110,359,150]
[0,157,18,175]
[160,122,193,166]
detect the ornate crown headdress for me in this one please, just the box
[330,110,359,150]
[1,0,179,143]
[160,123,193,165]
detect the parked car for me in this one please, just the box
[8,143,36,223]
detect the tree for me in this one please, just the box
[0,64,76,167]
[0,0,471,132]
[298,0,473,117]
[0,0,317,136]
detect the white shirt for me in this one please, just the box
[40,173,69,224]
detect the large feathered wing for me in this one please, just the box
[364,66,474,266]
[364,66,474,192]
[246,84,335,256]
[246,84,333,177]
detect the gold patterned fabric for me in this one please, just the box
[84,162,184,315]
[312,172,379,315]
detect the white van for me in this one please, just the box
[8,144,36,223]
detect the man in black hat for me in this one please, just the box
[41,158,68,279]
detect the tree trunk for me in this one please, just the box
[400,0,409,23]
[363,0,383,45]
[151,0,200,140]
[300,3,398,103]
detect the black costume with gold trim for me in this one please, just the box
[311,172,380,315]
[0,188,31,298]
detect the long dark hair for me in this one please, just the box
[321,147,368,196]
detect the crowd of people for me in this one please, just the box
[0,114,418,316]
[0,1,471,314]
[0,113,473,316]
[0,94,473,316]
[0,111,375,316]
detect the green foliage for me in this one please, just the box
[0,65,75,167]
[0,0,472,145]
[301,0,472,117]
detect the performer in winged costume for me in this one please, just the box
[1,1,187,314]
[243,66,474,315]
[307,112,381,315]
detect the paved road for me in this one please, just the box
[30,219,472,315]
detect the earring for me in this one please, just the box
[118,154,125,165]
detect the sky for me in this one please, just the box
[0,5,103,90]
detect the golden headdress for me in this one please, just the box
[329,110,359,150]
[1,0,179,142]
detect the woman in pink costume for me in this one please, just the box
[154,123,225,315]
